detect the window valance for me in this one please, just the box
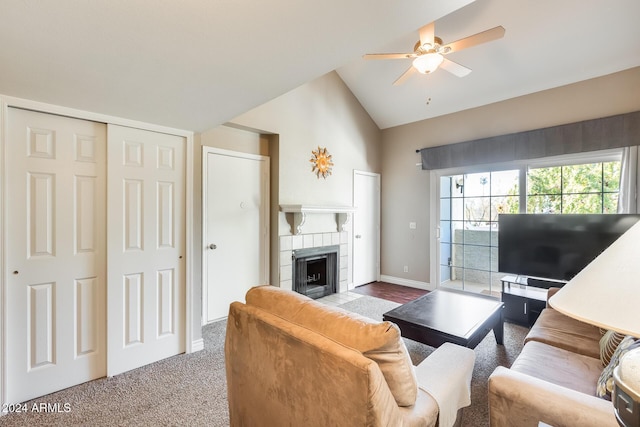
[419,111,640,170]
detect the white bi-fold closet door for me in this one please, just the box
[5,108,185,404]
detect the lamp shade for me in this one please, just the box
[549,220,640,337]
[412,53,444,74]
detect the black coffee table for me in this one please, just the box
[382,288,504,349]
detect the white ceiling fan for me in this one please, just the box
[364,22,505,85]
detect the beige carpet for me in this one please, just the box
[1,319,230,427]
[1,295,527,426]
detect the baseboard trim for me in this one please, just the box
[380,275,436,291]
[190,338,205,353]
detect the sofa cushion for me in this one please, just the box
[245,285,418,407]
[599,330,626,366]
[596,336,640,400]
[524,308,601,359]
[510,340,603,396]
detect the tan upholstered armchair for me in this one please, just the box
[225,285,475,427]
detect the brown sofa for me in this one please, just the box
[225,285,475,427]
[488,288,617,427]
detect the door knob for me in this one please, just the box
[208,243,217,250]
[355,235,362,239]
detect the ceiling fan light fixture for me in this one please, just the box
[412,53,444,74]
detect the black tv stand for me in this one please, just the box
[500,275,566,327]
[526,276,566,289]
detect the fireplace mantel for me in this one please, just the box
[280,204,356,235]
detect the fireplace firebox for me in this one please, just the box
[292,245,339,299]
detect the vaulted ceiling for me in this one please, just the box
[337,0,640,129]
[1,0,638,132]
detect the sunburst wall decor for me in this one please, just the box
[310,146,333,179]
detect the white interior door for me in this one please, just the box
[203,148,269,323]
[6,108,107,403]
[106,125,185,376]
[353,171,380,287]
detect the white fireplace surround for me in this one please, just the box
[278,204,354,293]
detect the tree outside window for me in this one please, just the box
[527,161,620,214]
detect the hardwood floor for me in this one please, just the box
[352,281,428,304]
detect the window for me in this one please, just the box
[435,152,623,297]
[527,161,620,214]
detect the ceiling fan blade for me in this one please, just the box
[363,53,416,60]
[393,66,416,86]
[419,22,435,48]
[440,58,472,77]
[442,25,505,54]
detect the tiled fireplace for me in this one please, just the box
[279,231,348,293]
[278,204,354,294]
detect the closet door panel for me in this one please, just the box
[6,108,107,404]
[106,124,185,376]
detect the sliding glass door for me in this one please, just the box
[435,151,623,298]
[439,170,519,296]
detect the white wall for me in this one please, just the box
[380,67,640,287]
[219,70,382,242]
[229,71,382,212]
[195,71,382,290]
[200,125,269,156]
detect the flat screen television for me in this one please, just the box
[498,214,640,282]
